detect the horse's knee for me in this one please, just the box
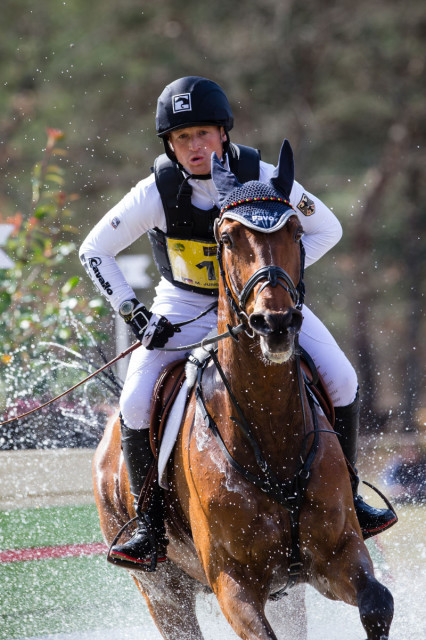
[357,576,393,640]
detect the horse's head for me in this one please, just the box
[212,140,304,363]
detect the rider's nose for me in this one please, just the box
[188,135,200,150]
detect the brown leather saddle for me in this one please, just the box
[300,358,335,427]
[137,358,187,514]
[147,352,334,461]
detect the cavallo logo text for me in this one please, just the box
[88,256,113,295]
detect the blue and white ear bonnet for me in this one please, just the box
[211,139,296,233]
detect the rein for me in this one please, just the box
[0,314,244,427]
[155,321,245,352]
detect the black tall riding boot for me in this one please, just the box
[108,420,168,570]
[335,392,397,539]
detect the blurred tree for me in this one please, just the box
[0,129,108,355]
[0,0,424,433]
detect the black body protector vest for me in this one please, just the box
[148,143,260,296]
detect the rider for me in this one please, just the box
[79,76,397,570]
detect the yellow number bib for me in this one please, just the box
[166,238,218,290]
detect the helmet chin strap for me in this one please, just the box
[180,166,212,181]
[176,155,228,200]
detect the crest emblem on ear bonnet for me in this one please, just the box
[212,139,296,232]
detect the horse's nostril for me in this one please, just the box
[249,313,273,336]
[291,309,303,333]
[249,309,303,337]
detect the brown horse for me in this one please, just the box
[93,140,393,640]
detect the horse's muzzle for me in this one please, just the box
[249,308,303,337]
[249,308,303,362]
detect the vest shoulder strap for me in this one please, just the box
[228,143,261,182]
[153,154,186,234]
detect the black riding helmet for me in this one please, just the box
[156,76,234,162]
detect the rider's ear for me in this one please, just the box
[214,218,221,244]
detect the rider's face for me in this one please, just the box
[168,126,227,175]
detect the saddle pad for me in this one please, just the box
[158,380,189,489]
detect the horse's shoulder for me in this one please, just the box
[93,411,120,469]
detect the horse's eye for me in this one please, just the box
[221,233,233,248]
[295,227,304,243]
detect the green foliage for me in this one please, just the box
[0,129,108,356]
[0,131,117,447]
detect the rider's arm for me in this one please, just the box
[259,161,342,268]
[79,173,166,311]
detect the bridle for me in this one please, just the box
[216,218,306,334]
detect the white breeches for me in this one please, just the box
[120,295,358,431]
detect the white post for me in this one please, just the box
[0,224,15,268]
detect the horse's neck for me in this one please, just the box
[215,330,306,461]
[219,334,299,399]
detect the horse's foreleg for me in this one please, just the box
[133,563,205,640]
[357,574,394,640]
[212,567,278,640]
[318,537,393,640]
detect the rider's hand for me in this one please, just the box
[118,299,174,349]
[141,313,175,350]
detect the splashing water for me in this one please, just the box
[0,312,121,451]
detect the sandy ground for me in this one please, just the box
[0,448,94,510]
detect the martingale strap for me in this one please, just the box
[194,348,321,594]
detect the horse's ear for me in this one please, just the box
[211,152,242,205]
[270,139,294,199]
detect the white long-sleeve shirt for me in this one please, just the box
[79,157,342,311]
